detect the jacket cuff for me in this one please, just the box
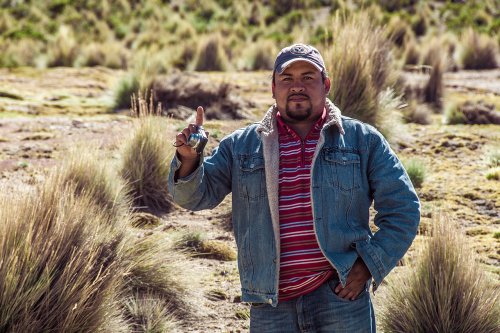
[353,239,385,289]
[170,153,204,183]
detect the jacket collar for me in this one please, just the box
[257,98,345,135]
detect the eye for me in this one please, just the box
[304,76,313,80]
[281,77,292,81]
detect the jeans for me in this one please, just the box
[249,277,376,333]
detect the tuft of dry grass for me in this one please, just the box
[122,294,178,333]
[176,231,237,261]
[59,147,130,224]
[325,13,395,129]
[193,34,230,71]
[403,158,426,189]
[131,212,162,228]
[386,15,412,48]
[381,216,500,333]
[47,25,79,67]
[403,39,420,66]
[444,100,500,125]
[121,94,174,214]
[423,44,445,111]
[402,101,431,125]
[0,181,125,332]
[121,234,191,320]
[242,40,277,71]
[78,41,128,69]
[458,28,498,70]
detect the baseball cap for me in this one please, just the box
[273,43,326,74]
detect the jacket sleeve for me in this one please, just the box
[354,129,420,288]
[168,137,233,211]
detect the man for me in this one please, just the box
[169,44,420,332]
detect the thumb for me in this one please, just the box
[196,106,204,126]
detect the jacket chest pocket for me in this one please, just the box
[322,149,361,191]
[238,154,266,201]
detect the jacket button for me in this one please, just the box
[273,258,277,263]
[268,299,273,304]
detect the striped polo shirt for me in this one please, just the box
[277,110,334,301]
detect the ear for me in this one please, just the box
[272,81,276,99]
[324,77,331,93]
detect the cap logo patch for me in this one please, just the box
[290,45,311,55]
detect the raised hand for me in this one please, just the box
[175,106,207,159]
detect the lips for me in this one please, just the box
[288,94,309,102]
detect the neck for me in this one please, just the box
[285,122,314,140]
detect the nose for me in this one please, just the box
[290,81,305,93]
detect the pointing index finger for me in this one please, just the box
[196,106,204,127]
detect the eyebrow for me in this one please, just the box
[279,71,317,77]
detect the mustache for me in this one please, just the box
[287,93,309,100]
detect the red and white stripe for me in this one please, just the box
[276,111,334,302]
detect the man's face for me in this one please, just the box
[273,61,330,124]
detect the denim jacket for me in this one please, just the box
[169,99,420,307]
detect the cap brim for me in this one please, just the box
[277,58,323,74]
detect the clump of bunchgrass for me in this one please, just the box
[381,216,500,333]
[131,212,162,228]
[457,28,498,70]
[0,182,125,332]
[423,44,445,111]
[193,34,230,71]
[443,101,465,125]
[114,73,140,111]
[325,12,395,129]
[121,234,191,316]
[176,231,237,261]
[403,158,426,188]
[444,100,499,125]
[47,25,79,67]
[122,294,178,332]
[485,167,499,181]
[121,93,174,214]
[486,149,500,168]
[402,101,432,125]
[59,146,130,223]
[242,40,277,70]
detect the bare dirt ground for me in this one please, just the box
[0,67,498,332]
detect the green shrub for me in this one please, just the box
[381,216,500,333]
[458,28,498,69]
[121,96,174,214]
[403,158,426,188]
[326,13,394,129]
